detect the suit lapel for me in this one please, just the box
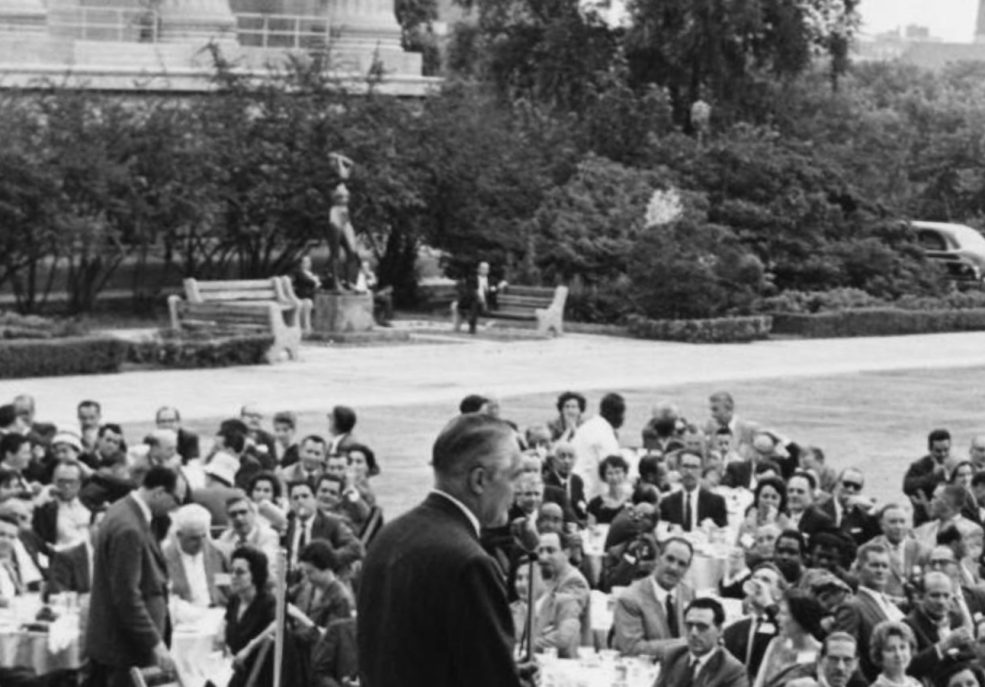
[642,579,670,637]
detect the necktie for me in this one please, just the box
[299,521,309,551]
[666,594,679,637]
[684,492,692,532]
[687,657,700,682]
[747,616,763,664]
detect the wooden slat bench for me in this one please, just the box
[452,284,569,336]
[167,277,311,363]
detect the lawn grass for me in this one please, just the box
[119,365,984,520]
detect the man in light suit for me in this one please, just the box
[531,530,589,658]
[655,597,748,687]
[215,496,280,561]
[869,503,924,600]
[87,466,179,687]
[612,536,694,658]
[831,541,903,682]
[659,451,728,531]
[722,563,783,679]
[703,391,759,455]
[163,504,230,608]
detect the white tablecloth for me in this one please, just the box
[0,594,231,684]
[0,594,83,675]
[170,607,233,687]
[541,655,657,687]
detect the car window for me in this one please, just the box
[917,230,948,252]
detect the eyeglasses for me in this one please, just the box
[841,481,863,491]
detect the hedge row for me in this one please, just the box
[0,337,129,378]
[626,315,773,343]
[127,333,275,368]
[771,308,985,338]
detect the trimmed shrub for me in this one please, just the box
[627,315,772,343]
[771,308,985,338]
[0,312,87,339]
[127,331,274,368]
[0,337,127,378]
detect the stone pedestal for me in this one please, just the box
[156,0,237,43]
[312,291,375,333]
[0,0,48,33]
[330,0,421,75]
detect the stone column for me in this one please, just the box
[330,0,420,74]
[0,0,48,33]
[156,0,238,43]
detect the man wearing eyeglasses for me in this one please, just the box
[817,468,880,547]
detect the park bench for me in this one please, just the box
[167,277,312,363]
[452,284,569,336]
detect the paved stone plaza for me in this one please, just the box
[3,330,985,427]
[5,330,985,515]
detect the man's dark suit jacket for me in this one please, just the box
[794,505,835,542]
[654,645,748,687]
[543,470,587,522]
[904,607,971,681]
[283,510,364,569]
[87,494,169,671]
[658,488,728,530]
[357,492,522,687]
[903,454,947,525]
[816,499,880,546]
[312,618,358,687]
[832,590,893,682]
[49,541,91,594]
[177,428,200,461]
[18,530,50,586]
[722,614,777,679]
[31,500,59,547]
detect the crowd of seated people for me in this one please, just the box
[471,389,985,687]
[0,396,379,687]
[5,386,985,687]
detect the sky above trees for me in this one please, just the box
[860,0,977,41]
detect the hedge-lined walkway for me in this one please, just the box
[1,329,985,430]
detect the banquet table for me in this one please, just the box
[540,654,658,687]
[0,593,231,687]
[0,594,82,675]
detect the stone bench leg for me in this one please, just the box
[167,295,183,332]
[535,306,563,337]
[450,300,463,332]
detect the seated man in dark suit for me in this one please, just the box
[659,451,728,532]
[311,618,358,687]
[904,571,975,683]
[284,481,363,585]
[816,468,880,547]
[722,563,784,679]
[49,505,106,596]
[786,472,835,546]
[655,597,747,687]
